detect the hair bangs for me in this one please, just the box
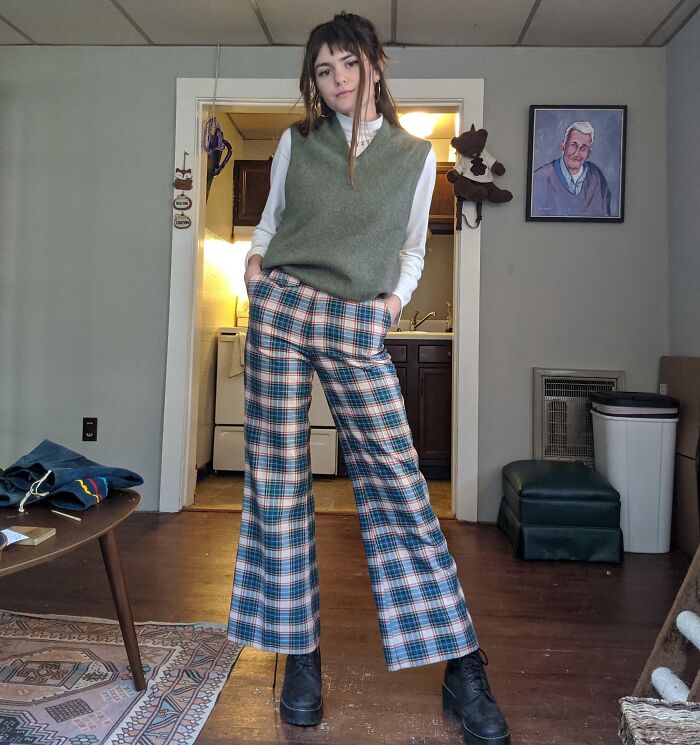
[307,22,363,72]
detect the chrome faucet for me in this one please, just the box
[410,310,436,331]
[445,301,453,332]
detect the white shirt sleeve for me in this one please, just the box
[390,147,437,315]
[244,127,292,271]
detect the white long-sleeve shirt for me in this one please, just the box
[244,111,436,314]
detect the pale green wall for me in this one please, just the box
[0,45,668,516]
[667,12,700,356]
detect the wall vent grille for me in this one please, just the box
[533,368,626,465]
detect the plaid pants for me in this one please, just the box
[227,267,478,671]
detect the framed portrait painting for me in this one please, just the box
[526,105,627,222]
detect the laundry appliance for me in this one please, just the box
[213,327,338,474]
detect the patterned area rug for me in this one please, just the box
[0,610,242,744]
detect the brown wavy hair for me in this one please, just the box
[295,12,401,186]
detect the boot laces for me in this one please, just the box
[458,648,490,693]
[287,652,318,680]
[293,652,316,670]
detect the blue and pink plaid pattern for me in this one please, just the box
[227,268,478,671]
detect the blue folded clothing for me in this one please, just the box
[0,439,143,511]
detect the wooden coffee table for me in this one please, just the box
[0,490,145,690]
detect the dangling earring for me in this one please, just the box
[315,94,330,118]
[375,80,381,103]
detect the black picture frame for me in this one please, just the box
[526,105,627,223]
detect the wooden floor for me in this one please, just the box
[0,510,690,745]
[193,472,454,517]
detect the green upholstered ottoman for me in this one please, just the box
[497,460,623,562]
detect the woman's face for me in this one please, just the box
[313,42,380,120]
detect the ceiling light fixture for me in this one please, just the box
[399,112,435,138]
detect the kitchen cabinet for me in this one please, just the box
[232,158,455,235]
[428,162,456,234]
[232,158,272,231]
[389,339,452,478]
[337,338,452,480]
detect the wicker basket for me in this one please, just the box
[619,697,700,744]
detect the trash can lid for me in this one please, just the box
[589,391,679,418]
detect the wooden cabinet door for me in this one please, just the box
[385,340,452,478]
[394,365,408,404]
[429,162,456,234]
[416,366,452,467]
[233,159,272,227]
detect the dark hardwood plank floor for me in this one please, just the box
[0,511,690,744]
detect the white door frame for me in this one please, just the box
[160,77,483,521]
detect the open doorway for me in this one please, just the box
[161,78,483,521]
[192,104,460,517]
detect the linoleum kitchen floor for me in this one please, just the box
[192,473,453,516]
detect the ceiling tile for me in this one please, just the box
[645,0,700,45]
[117,0,267,45]
[0,0,147,44]
[0,0,695,47]
[227,112,302,140]
[258,1,391,45]
[397,0,534,45]
[524,0,680,46]
[0,15,30,43]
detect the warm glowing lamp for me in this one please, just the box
[399,112,435,138]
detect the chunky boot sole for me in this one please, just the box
[279,697,323,726]
[442,683,510,745]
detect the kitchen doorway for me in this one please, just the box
[161,78,484,521]
[193,106,458,518]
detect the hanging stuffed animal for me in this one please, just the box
[447,125,513,229]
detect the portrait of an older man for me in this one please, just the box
[531,120,612,218]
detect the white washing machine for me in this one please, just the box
[213,328,337,474]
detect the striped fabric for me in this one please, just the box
[227,268,478,671]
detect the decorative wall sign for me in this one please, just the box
[174,213,192,230]
[174,151,193,191]
[526,105,627,222]
[173,193,193,211]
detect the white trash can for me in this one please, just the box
[590,392,679,553]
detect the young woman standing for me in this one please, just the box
[227,12,510,745]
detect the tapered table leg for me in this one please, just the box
[99,528,146,691]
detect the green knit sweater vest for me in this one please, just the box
[261,113,431,301]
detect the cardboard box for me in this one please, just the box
[659,356,700,556]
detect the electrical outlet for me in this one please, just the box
[82,417,98,442]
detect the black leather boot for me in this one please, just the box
[443,649,510,745]
[279,648,323,726]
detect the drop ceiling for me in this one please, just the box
[0,0,697,47]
